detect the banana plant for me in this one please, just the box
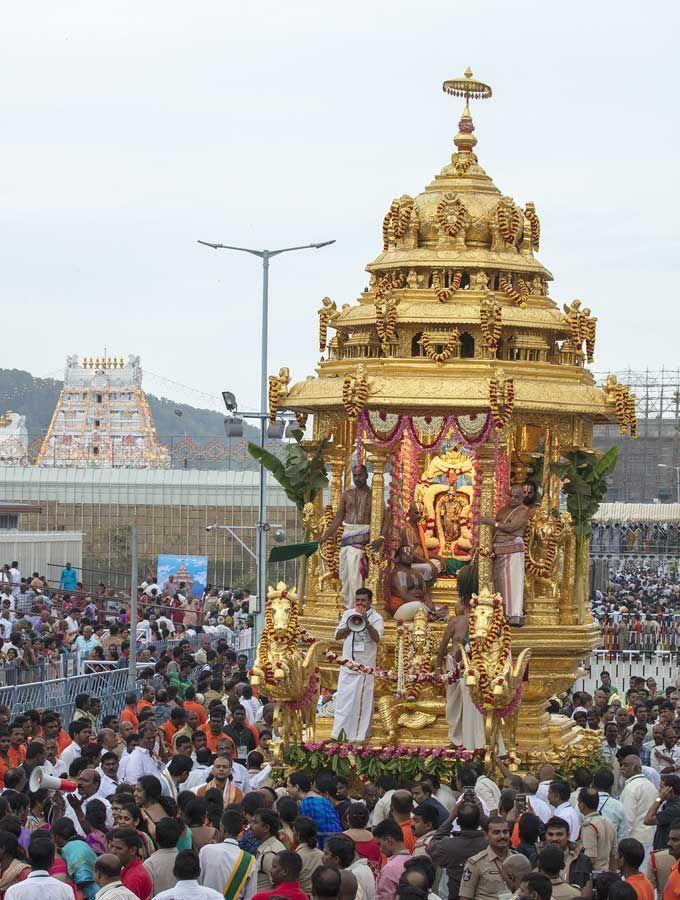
[248,429,329,514]
[550,446,618,612]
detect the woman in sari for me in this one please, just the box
[111,801,156,860]
[133,775,176,843]
[0,831,30,899]
[52,817,98,900]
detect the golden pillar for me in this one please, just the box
[366,446,387,604]
[476,443,496,592]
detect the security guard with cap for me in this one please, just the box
[459,816,514,900]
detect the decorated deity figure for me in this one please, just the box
[320,463,388,609]
[375,609,445,741]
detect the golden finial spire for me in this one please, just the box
[442,68,492,154]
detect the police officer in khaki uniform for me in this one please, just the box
[459,816,514,900]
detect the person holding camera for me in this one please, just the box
[330,588,384,742]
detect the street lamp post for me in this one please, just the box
[198,239,335,631]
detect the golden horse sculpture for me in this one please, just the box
[459,588,531,767]
[250,582,320,761]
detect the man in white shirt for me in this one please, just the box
[59,768,113,836]
[238,685,262,724]
[184,748,212,791]
[524,775,553,823]
[548,781,580,841]
[9,564,20,599]
[125,724,165,785]
[5,830,75,900]
[199,809,257,899]
[154,848,224,899]
[535,764,556,805]
[330,589,384,741]
[55,720,93,777]
[650,727,680,773]
[213,739,251,796]
[620,754,657,864]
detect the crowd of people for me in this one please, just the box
[0,561,255,676]
[591,567,680,656]
[0,614,675,900]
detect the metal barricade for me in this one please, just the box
[0,667,129,722]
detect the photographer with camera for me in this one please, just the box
[330,588,384,742]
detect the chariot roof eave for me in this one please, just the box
[286,361,618,423]
[333,298,566,330]
[365,249,553,280]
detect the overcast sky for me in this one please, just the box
[1,1,678,413]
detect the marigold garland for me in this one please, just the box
[497,198,521,246]
[467,591,512,706]
[436,195,468,238]
[480,297,502,349]
[524,202,540,251]
[342,367,369,421]
[325,650,460,685]
[500,275,526,309]
[375,295,397,352]
[489,373,515,428]
[421,330,460,365]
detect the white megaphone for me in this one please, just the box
[28,766,77,794]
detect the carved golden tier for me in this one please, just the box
[279,70,624,758]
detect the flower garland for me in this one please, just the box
[325,650,460,685]
[285,740,485,783]
[480,297,502,350]
[436,195,468,239]
[421,330,460,365]
[469,456,482,546]
[494,451,511,516]
[473,680,524,719]
[357,411,495,455]
[499,275,526,309]
[288,669,320,710]
[468,591,512,706]
[342,367,369,421]
[375,295,397,353]
[489,374,515,428]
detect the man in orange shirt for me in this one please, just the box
[662,825,680,899]
[198,704,235,755]
[161,707,186,750]
[620,837,654,900]
[7,724,26,768]
[136,686,155,715]
[41,714,71,755]
[390,790,416,853]
[183,687,207,726]
[120,692,140,730]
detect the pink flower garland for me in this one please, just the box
[288,669,320,710]
[326,649,460,685]
[356,412,495,455]
[298,739,485,764]
[473,681,524,719]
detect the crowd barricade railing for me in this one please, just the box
[0,667,130,722]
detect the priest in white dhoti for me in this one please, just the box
[319,464,388,609]
[331,587,384,741]
[437,609,486,749]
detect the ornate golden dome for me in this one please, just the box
[285,71,620,427]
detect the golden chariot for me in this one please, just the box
[260,70,634,768]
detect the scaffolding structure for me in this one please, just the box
[594,368,680,502]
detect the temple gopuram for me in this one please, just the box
[37,355,169,469]
[258,71,636,772]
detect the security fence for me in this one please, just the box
[0,667,129,721]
